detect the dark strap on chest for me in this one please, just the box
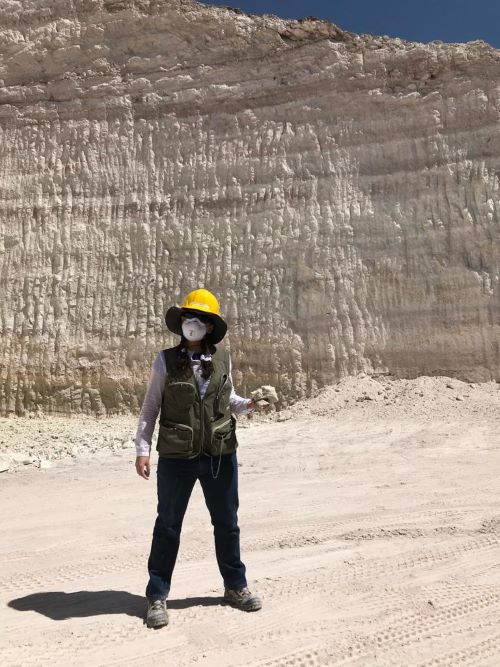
[162,345,226,376]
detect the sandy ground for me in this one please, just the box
[2,375,500,666]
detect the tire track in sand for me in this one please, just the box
[250,596,500,666]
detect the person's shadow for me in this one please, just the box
[8,591,224,620]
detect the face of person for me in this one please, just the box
[180,312,215,335]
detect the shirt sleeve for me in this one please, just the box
[134,352,166,457]
[228,354,253,416]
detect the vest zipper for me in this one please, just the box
[214,373,228,420]
[163,419,193,434]
[193,371,204,457]
[200,394,205,457]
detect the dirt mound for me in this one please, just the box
[274,374,500,422]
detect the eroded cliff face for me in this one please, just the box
[1,0,500,416]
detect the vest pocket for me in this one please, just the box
[164,381,197,416]
[207,415,238,456]
[157,420,194,457]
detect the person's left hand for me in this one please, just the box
[248,398,271,412]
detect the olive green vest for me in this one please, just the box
[156,345,238,459]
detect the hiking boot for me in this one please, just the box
[145,598,169,628]
[223,587,262,611]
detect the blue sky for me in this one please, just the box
[202,0,500,48]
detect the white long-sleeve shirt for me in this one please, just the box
[134,349,252,457]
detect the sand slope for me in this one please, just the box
[1,377,500,665]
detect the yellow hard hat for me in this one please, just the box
[164,288,227,343]
[180,288,220,315]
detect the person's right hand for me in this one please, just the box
[135,456,150,480]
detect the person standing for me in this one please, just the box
[135,288,263,629]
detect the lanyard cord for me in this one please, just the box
[210,443,223,480]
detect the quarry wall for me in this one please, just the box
[1,0,500,415]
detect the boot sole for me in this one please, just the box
[144,613,169,629]
[145,618,169,629]
[222,598,262,612]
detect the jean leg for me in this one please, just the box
[198,452,247,590]
[145,457,197,600]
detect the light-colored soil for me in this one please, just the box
[1,375,500,666]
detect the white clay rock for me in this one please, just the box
[251,386,279,404]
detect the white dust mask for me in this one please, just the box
[181,317,207,342]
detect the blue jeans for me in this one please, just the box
[145,451,247,600]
